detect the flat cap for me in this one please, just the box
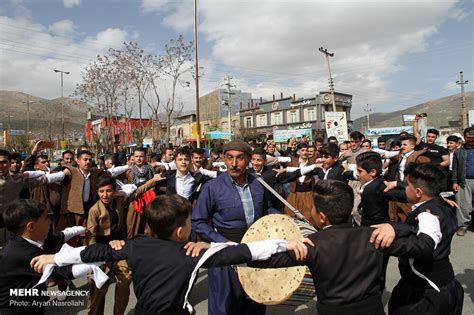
[223,140,253,156]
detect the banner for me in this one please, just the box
[324,112,348,142]
[273,128,312,142]
[367,126,413,136]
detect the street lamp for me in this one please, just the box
[54,69,70,143]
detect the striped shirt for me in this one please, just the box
[232,179,255,227]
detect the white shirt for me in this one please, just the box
[399,150,415,181]
[298,159,308,183]
[359,179,375,194]
[449,152,454,171]
[322,167,333,180]
[176,171,195,199]
[23,237,44,249]
[80,169,92,202]
[411,200,427,213]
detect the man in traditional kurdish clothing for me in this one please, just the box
[192,140,278,315]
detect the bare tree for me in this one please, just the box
[111,42,164,145]
[159,35,194,142]
[74,54,124,152]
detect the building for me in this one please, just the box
[199,88,251,133]
[238,91,352,140]
[170,113,197,145]
[85,116,153,146]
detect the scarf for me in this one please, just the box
[131,163,154,185]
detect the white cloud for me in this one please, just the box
[48,19,77,36]
[0,14,132,100]
[145,0,461,115]
[63,0,81,8]
[140,0,171,14]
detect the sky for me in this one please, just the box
[0,0,472,119]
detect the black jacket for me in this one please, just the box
[392,196,458,288]
[155,170,213,203]
[80,235,253,315]
[251,223,435,315]
[305,163,353,182]
[359,177,407,226]
[0,234,73,312]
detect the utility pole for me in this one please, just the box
[364,104,372,132]
[223,76,235,134]
[22,101,34,139]
[456,71,469,129]
[318,47,337,112]
[194,0,202,148]
[54,69,70,144]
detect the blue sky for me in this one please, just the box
[0,0,472,119]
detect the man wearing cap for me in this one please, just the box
[192,140,278,315]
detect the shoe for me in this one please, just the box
[56,286,70,301]
[467,224,474,232]
[456,226,467,236]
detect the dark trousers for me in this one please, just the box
[207,266,265,315]
[388,278,464,315]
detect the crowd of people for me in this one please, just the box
[0,114,472,315]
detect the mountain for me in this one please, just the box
[0,90,93,137]
[352,92,474,131]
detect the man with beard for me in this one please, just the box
[192,140,278,315]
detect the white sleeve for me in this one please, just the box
[277,156,292,163]
[61,226,86,242]
[72,263,109,288]
[199,167,217,178]
[54,244,86,266]
[417,212,442,249]
[119,184,138,197]
[300,164,317,175]
[45,172,65,183]
[108,165,129,177]
[24,170,46,179]
[372,148,400,159]
[286,166,300,173]
[245,239,287,260]
[154,161,176,170]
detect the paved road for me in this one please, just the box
[46,230,474,314]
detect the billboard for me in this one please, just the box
[324,112,348,142]
[273,128,312,142]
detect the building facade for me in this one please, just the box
[238,91,352,139]
[199,88,251,133]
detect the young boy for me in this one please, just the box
[154,148,213,203]
[356,151,408,226]
[250,179,442,315]
[0,200,89,314]
[31,195,309,315]
[372,163,463,314]
[86,174,162,315]
[287,143,353,182]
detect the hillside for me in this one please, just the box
[0,91,93,137]
[353,92,474,131]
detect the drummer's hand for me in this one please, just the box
[184,241,210,257]
[286,238,314,261]
[370,223,395,249]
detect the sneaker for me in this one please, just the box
[456,226,467,236]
